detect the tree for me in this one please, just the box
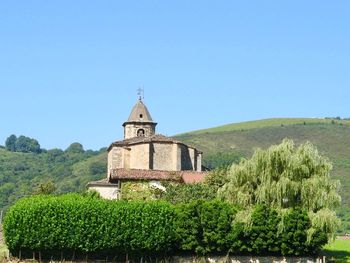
[218,139,341,240]
[157,182,216,204]
[5,135,41,153]
[66,142,84,153]
[203,152,242,169]
[15,136,41,153]
[33,181,56,195]
[5,135,17,152]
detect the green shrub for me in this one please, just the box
[158,183,216,204]
[230,206,327,256]
[3,194,177,256]
[230,205,281,255]
[280,208,327,256]
[175,200,237,254]
[3,195,328,258]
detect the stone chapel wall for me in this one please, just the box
[152,143,173,170]
[130,143,150,169]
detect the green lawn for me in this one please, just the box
[322,239,350,262]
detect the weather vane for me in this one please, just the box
[137,87,144,100]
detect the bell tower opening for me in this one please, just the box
[137,129,145,137]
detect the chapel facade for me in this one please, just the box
[87,98,206,199]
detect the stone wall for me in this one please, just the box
[88,185,119,200]
[152,142,174,170]
[197,152,202,172]
[180,144,194,170]
[108,142,203,173]
[130,143,150,169]
[108,147,123,170]
[124,123,156,139]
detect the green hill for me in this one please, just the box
[0,147,107,211]
[181,117,350,135]
[1,117,349,234]
[175,118,350,234]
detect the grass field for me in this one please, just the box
[181,118,350,135]
[322,239,350,262]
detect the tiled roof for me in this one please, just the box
[110,168,208,184]
[86,178,119,187]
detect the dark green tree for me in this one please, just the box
[5,134,17,152]
[14,135,41,153]
[66,142,84,153]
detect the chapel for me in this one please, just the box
[87,97,207,199]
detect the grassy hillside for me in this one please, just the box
[175,118,350,234]
[183,118,350,135]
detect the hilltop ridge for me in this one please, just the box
[180,117,350,135]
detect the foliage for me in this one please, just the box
[0,144,105,212]
[120,181,156,201]
[175,120,350,234]
[203,152,242,170]
[231,205,327,256]
[5,135,41,153]
[3,117,350,234]
[175,200,237,254]
[5,135,17,152]
[218,139,341,240]
[3,196,329,257]
[154,166,232,205]
[65,142,84,153]
[32,180,56,195]
[204,166,230,191]
[157,182,216,204]
[3,194,177,256]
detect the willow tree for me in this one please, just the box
[218,139,341,240]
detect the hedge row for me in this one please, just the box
[3,194,327,258]
[4,194,177,255]
[176,201,327,256]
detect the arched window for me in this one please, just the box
[137,129,145,137]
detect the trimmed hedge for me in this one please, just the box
[3,194,177,256]
[3,194,327,258]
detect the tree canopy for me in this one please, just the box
[218,139,341,240]
[5,134,41,153]
[66,142,84,153]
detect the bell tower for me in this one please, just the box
[122,98,157,139]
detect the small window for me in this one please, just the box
[139,114,143,118]
[137,129,145,137]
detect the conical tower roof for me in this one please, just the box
[123,99,155,125]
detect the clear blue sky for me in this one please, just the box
[1,1,349,150]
